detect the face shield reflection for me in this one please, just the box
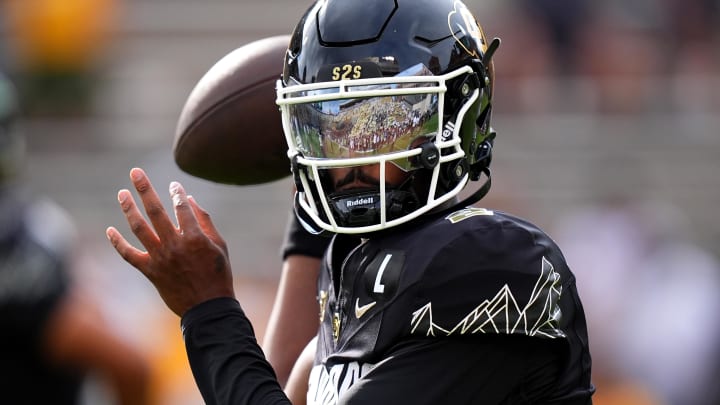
[288,90,440,171]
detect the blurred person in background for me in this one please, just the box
[662,0,719,73]
[0,72,152,405]
[552,198,720,405]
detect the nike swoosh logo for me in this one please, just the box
[355,298,377,319]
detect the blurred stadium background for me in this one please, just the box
[1,0,719,404]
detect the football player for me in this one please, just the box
[107,0,595,403]
[1,72,151,404]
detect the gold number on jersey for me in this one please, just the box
[446,207,494,224]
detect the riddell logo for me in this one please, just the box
[347,197,374,208]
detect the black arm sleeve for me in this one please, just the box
[280,210,331,260]
[181,298,291,405]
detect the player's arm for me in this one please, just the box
[182,297,290,405]
[263,212,328,388]
[284,336,317,405]
[263,254,320,387]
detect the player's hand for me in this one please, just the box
[106,167,235,317]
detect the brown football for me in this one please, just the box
[173,35,291,185]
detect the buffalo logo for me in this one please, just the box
[447,1,486,58]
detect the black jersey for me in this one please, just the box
[182,207,594,405]
[309,207,592,404]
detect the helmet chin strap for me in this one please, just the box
[293,192,328,236]
[455,167,492,209]
[325,175,420,228]
[294,167,490,236]
[292,174,421,235]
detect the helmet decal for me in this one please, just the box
[448,1,487,58]
[318,61,383,82]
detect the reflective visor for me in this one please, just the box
[283,64,441,171]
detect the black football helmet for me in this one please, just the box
[277,0,499,234]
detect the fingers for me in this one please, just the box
[129,168,178,240]
[109,168,235,316]
[105,226,150,275]
[117,188,161,253]
[169,181,198,233]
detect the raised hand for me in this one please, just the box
[106,167,235,317]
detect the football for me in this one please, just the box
[173,35,291,185]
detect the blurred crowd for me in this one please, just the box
[489,0,720,114]
[1,0,719,115]
[552,199,720,405]
[1,0,719,404]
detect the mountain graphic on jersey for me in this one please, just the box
[410,256,565,338]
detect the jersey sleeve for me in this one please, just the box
[403,214,594,401]
[181,297,291,405]
[411,221,567,340]
[280,210,332,260]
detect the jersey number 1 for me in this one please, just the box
[373,254,392,294]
